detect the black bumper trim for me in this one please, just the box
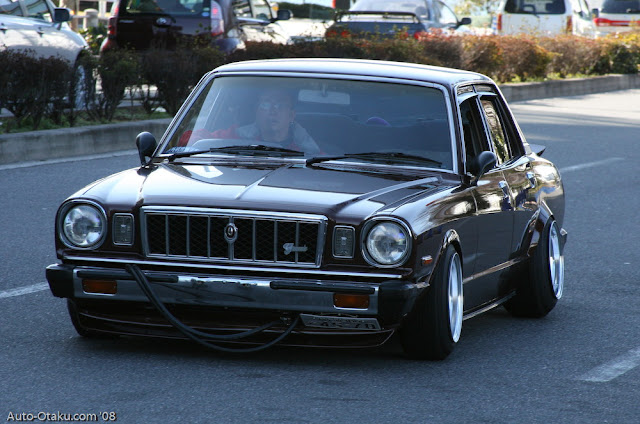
[270,280,375,294]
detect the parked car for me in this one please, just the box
[0,0,87,63]
[492,0,596,36]
[591,0,640,36]
[100,0,293,54]
[46,58,567,360]
[325,0,471,39]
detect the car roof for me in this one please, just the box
[212,58,493,89]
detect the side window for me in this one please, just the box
[0,0,23,16]
[480,96,518,165]
[251,0,272,20]
[232,0,252,18]
[438,1,459,26]
[22,0,51,21]
[459,96,490,169]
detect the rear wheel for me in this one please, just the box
[400,245,463,360]
[505,219,564,317]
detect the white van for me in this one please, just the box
[492,0,596,36]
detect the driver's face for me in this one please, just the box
[255,90,295,142]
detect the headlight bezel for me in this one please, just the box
[58,200,108,250]
[361,217,412,268]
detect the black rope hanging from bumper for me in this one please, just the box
[125,264,300,353]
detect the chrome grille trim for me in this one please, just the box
[140,207,328,268]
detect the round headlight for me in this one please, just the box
[364,221,410,266]
[61,204,106,249]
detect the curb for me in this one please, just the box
[1,74,639,166]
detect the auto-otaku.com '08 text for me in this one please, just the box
[6,411,117,422]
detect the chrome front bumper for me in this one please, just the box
[46,263,424,329]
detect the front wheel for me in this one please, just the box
[400,244,463,360]
[505,219,564,317]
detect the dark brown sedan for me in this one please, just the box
[46,58,567,360]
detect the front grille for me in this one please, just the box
[141,207,327,267]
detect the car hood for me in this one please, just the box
[79,161,452,219]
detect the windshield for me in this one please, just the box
[351,0,431,19]
[124,0,206,15]
[163,75,454,170]
[504,0,566,14]
[601,0,640,13]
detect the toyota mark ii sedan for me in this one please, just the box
[46,58,567,360]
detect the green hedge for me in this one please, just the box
[2,33,639,132]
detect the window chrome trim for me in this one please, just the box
[159,71,461,173]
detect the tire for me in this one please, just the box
[67,299,116,339]
[505,219,564,318]
[400,244,463,360]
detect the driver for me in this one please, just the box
[178,88,321,154]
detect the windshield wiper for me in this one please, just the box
[306,152,442,167]
[167,144,304,162]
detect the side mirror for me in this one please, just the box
[467,151,497,185]
[276,9,292,21]
[136,132,157,167]
[53,8,71,23]
[458,17,472,26]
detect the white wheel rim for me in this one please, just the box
[548,222,564,299]
[448,252,463,343]
[73,65,88,109]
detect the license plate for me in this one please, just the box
[300,314,381,331]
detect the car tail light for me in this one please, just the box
[107,2,119,38]
[593,17,629,27]
[565,15,572,33]
[107,16,117,38]
[211,0,224,36]
[413,30,427,40]
[495,13,502,32]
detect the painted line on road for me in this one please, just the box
[0,150,137,171]
[578,347,640,382]
[559,157,624,174]
[0,282,49,299]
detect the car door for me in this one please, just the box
[0,0,33,52]
[571,0,595,36]
[20,0,77,63]
[458,91,514,308]
[476,86,538,297]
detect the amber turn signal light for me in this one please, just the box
[333,293,370,309]
[82,279,117,295]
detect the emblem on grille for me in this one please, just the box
[224,223,238,243]
[283,243,308,255]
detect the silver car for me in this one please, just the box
[0,0,87,65]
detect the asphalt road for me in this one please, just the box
[1,89,639,423]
